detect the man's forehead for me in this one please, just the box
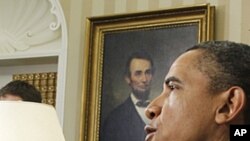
[0,94,22,101]
[165,50,204,78]
[130,58,151,67]
[131,58,150,63]
[172,50,201,67]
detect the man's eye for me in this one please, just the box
[167,81,177,90]
[145,70,152,75]
[168,84,175,90]
[135,71,142,76]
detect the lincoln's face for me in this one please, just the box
[126,58,153,97]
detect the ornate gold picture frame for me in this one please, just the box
[80,4,215,141]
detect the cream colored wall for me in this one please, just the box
[60,0,250,141]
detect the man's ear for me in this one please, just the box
[215,87,246,124]
[125,76,130,84]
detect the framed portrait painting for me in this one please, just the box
[80,4,215,141]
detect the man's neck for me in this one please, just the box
[207,125,229,141]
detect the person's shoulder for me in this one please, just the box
[104,97,134,119]
[113,97,134,111]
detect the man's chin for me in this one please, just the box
[132,89,150,99]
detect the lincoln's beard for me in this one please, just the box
[132,89,150,100]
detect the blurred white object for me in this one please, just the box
[0,101,65,141]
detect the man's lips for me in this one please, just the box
[139,85,149,88]
[145,124,157,141]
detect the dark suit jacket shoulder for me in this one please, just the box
[100,97,146,141]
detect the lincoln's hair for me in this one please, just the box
[124,51,155,77]
[187,40,250,124]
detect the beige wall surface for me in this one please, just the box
[60,0,250,140]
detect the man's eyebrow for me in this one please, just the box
[165,76,182,84]
[135,70,143,73]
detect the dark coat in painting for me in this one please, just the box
[100,96,146,141]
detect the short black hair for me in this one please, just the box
[187,40,250,123]
[124,51,155,77]
[0,80,42,103]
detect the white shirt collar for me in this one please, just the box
[130,93,151,124]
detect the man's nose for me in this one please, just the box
[141,74,147,81]
[145,95,164,119]
[141,73,152,82]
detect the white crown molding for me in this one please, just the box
[0,0,64,55]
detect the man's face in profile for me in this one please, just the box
[145,50,217,141]
[125,58,153,98]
